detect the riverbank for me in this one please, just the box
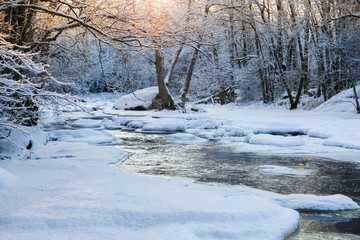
[1,95,360,240]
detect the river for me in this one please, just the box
[110,130,360,240]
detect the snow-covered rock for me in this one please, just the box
[245,134,305,147]
[102,118,124,130]
[139,119,187,133]
[167,133,207,144]
[113,87,158,110]
[229,128,244,137]
[273,194,360,211]
[70,119,103,128]
[213,128,228,138]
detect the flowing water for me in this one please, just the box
[110,130,360,240]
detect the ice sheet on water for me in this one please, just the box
[257,165,315,176]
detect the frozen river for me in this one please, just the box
[112,130,360,240]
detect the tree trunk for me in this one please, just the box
[351,74,360,113]
[164,46,183,86]
[154,49,176,110]
[179,46,199,107]
[179,3,211,108]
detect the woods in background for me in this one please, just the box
[1,0,359,116]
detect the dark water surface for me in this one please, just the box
[111,130,360,239]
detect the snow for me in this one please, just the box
[314,86,359,113]
[113,87,158,110]
[48,129,123,145]
[245,134,305,147]
[0,126,48,155]
[1,88,360,240]
[0,128,305,240]
[102,118,124,130]
[0,166,16,188]
[108,96,360,161]
[273,194,360,211]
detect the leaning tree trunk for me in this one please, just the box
[164,45,183,87]
[179,46,199,107]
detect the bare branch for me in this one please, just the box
[0,3,143,46]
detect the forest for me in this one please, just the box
[1,0,360,127]
[1,1,360,239]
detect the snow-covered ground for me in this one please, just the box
[1,88,360,240]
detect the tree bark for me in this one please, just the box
[154,49,175,110]
[180,45,199,107]
[164,45,183,86]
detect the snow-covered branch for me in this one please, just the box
[0,34,77,128]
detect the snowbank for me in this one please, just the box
[48,129,122,145]
[323,139,360,150]
[113,87,158,110]
[0,126,48,155]
[0,124,305,240]
[314,86,360,113]
[0,167,16,188]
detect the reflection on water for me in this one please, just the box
[111,130,360,239]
